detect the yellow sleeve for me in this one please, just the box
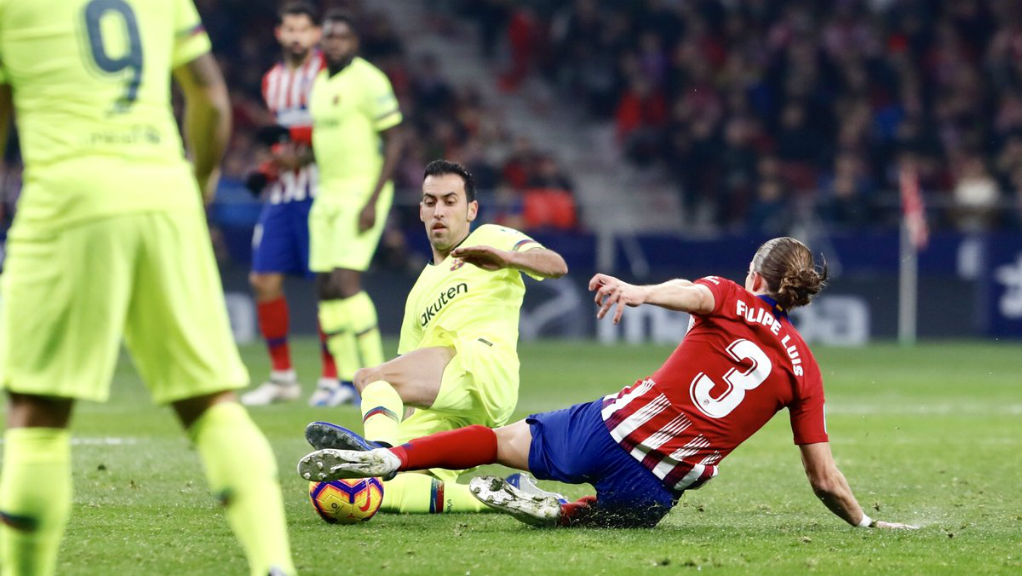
[172,0,212,67]
[473,224,543,254]
[365,65,402,132]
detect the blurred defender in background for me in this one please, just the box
[0,1,294,574]
[239,1,350,408]
[309,10,405,406]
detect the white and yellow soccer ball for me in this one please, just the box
[308,478,384,524]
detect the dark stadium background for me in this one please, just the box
[7,0,1020,342]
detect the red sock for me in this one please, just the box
[317,324,338,380]
[558,495,598,527]
[257,297,291,372]
[390,425,498,471]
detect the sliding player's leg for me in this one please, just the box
[297,419,563,522]
[352,346,454,447]
[509,399,675,528]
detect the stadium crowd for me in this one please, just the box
[447,0,1021,232]
[195,0,578,239]
[5,2,1013,242]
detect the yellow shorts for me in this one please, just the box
[0,209,248,404]
[395,335,519,483]
[308,181,393,272]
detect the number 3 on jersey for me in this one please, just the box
[690,339,772,419]
[83,0,143,111]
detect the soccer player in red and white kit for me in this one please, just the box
[298,237,917,529]
[241,1,354,407]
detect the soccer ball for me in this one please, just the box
[308,478,384,524]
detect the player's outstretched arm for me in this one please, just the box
[451,245,568,279]
[173,53,231,204]
[799,442,917,530]
[588,274,715,324]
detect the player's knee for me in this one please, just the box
[352,367,375,391]
[5,392,74,428]
[249,273,283,300]
[316,274,344,301]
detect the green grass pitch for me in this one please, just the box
[4,339,1019,575]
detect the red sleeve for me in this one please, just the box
[788,356,829,444]
[693,276,738,317]
[288,125,312,145]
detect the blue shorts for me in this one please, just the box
[527,398,677,528]
[251,199,314,277]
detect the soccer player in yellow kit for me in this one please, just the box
[0,1,294,575]
[303,160,568,513]
[308,10,404,403]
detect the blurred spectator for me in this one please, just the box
[818,153,874,229]
[454,0,1022,232]
[498,7,542,91]
[748,178,791,234]
[615,75,668,165]
[523,155,578,231]
[950,154,1001,232]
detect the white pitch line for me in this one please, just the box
[69,437,139,446]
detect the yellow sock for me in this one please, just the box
[360,380,403,447]
[319,298,358,381]
[189,402,295,576]
[0,427,71,576]
[345,291,384,368]
[380,473,490,514]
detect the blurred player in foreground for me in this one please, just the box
[240,1,350,407]
[300,238,916,530]
[0,1,295,574]
[307,10,403,406]
[304,159,568,514]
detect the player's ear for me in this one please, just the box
[751,271,766,293]
[467,200,479,222]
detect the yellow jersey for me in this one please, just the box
[309,56,401,200]
[0,0,210,232]
[398,224,546,357]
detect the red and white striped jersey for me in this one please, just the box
[601,277,829,493]
[259,51,324,204]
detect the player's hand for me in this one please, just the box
[270,142,305,171]
[244,172,268,197]
[451,245,511,271]
[197,167,221,206]
[589,273,646,324]
[872,520,919,530]
[244,161,278,197]
[358,202,377,233]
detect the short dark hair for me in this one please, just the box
[278,1,318,25]
[423,159,476,202]
[323,9,358,35]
